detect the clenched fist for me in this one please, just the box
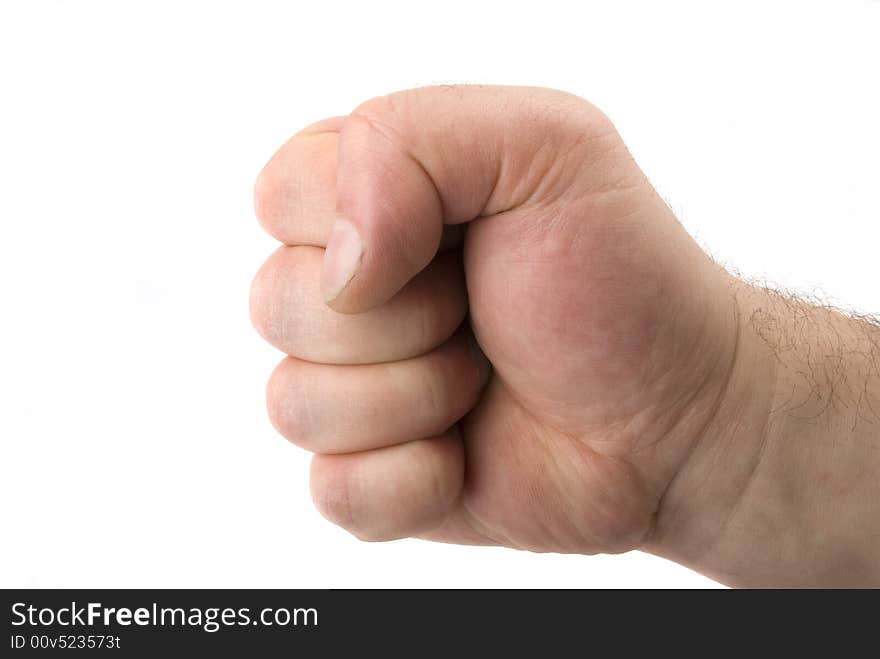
[251,86,880,587]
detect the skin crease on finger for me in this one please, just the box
[252,85,880,587]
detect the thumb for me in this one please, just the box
[322,85,641,312]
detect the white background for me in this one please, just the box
[1,1,878,588]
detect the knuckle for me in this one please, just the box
[351,93,398,127]
[253,160,286,236]
[536,88,616,134]
[309,456,404,543]
[349,94,411,152]
[266,360,318,450]
[249,258,278,343]
[250,246,318,356]
[249,251,292,348]
[309,457,357,531]
[514,89,620,162]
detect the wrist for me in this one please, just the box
[644,280,880,586]
[639,277,777,581]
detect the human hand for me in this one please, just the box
[251,86,880,586]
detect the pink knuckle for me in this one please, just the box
[248,268,275,341]
[309,457,399,543]
[249,247,316,356]
[266,362,318,449]
[253,162,291,239]
[309,459,355,530]
[351,94,397,125]
[349,95,411,150]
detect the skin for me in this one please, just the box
[250,85,880,587]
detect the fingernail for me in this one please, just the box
[322,217,363,303]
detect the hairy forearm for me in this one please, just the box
[647,277,880,587]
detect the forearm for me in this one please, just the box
[646,277,880,587]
